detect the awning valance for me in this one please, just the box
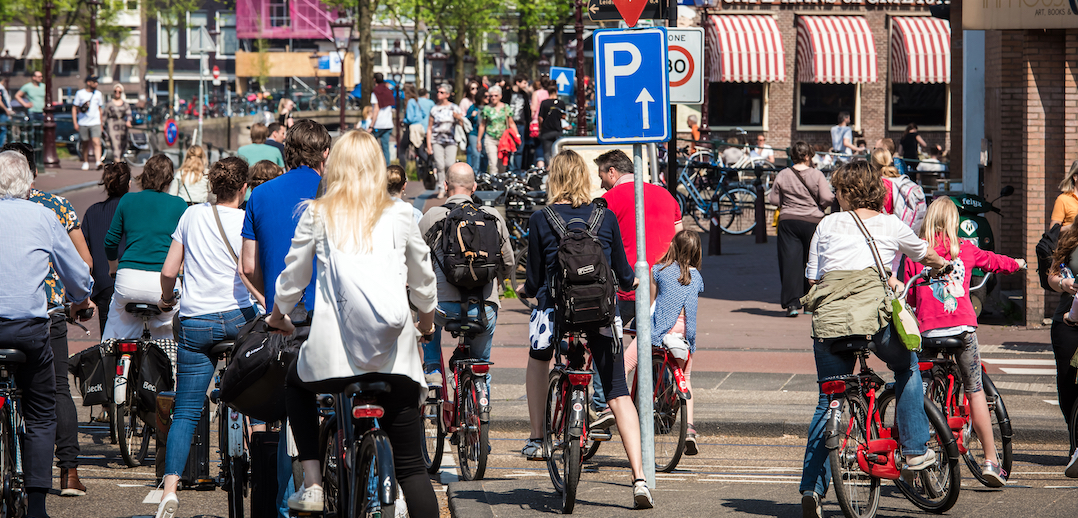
[98,32,141,66]
[2,28,27,59]
[890,16,950,84]
[706,15,785,83]
[796,16,877,84]
[53,31,80,60]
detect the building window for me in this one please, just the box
[268,0,290,28]
[53,59,78,76]
[707,83,766,129]
[890,83,948,130]
[125,0,138,9]
[187,11,209,58]
[157,17,180,58]
[797,83,858,129]
[217,11,237,57]
[117,65,139,84]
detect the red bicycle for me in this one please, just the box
[544,333,595,515]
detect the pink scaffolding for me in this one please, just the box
[236,0,336,40]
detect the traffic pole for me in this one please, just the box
[633,143,655,489]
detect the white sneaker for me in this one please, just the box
[905,449,937,471]
[633,479,654,509]
[1066,448,1078,478]
[81,162,89,170]
[287,484,325,512]
[154,492,178,518]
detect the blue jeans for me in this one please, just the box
[799,324,930,496]
[423,302,497,370]
[0,113,9,147]
[164,307,257,477]
[512,123,527,171]
[373,128,392,167]
[466,134,481,172]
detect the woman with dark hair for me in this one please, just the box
[81,162,131,335]
[798,160,948,518]
[898,122,929,171]
[102,154,189,340]
[1044,222,1078,477]
[767,142,834,317]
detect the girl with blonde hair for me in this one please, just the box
[518,150,655,508]
[265,130,439,515]
[903,197,1025,487]
[1051,160,1078,227]
[168,145,209,204]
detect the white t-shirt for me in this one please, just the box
[916,159,947,172]
[73,89,104,126]
[370,93,395,129]
[171,203,254,317]
[805,211,928,281]
[752,145,774,161]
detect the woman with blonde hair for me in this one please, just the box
[872,146,926,234]
[1051,160,1078,227]
[168,145,209,205]
[277,97,295,127]
[264,130,439,515]
[517,149,654,508]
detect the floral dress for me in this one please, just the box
[104,100,131,161]
[481,104,513,140]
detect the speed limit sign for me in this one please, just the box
[667,28,703,104]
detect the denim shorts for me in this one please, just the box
[922,331,983,393]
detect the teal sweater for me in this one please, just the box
[104,190,188,271]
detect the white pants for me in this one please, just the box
[102,268,177,341]
[432,142,458,190]
[483,135,504,174]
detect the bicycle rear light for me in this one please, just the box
[820,380,846,395]
[918,361,933,371]
[470,364,490,375]
[118,341,138,353]
[0,396,5,408]
[352,404,385,419]
[568,373,592,386]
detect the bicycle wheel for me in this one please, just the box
[421,388,445,474]
[960,374,1013,487]
[716,187,757,235]
[219,409,247,518]
[878,390,961,513]
[545,371,583,514]
[356,432,396,518]
[828,395,881,518]
[1,405,19,517]
[457,375,489,481]
[652,355,687,472]
[511,247,535,310]
[112,399,149,467]
[320,417,343,518]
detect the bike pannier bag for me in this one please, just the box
[136,342,174,411]
[427,201,503,290]
[544,203,617,331]
[69,344,113,406]
[220,314,305,423]
[249,431,281,518]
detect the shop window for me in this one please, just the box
[890,83,947,130]
[798,83,857,129]
[708,82,766,129]
[53,59,78,76]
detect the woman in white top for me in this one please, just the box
[168,145,210,205]
[265,131,439,515]
[798,160,948,518]
[154,157,258,518]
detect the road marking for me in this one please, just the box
[998,368,1057,375]
[1045,485,1078,489]
[438,438,460,485]
[701,478,797,484]
[981,359,1056,366]
[143,489,162,504]
[1045,400,1060,406]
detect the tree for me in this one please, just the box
[514,0,572,77]
[325,0,379,109]
[380,0,427,89]
[140,0,201,116]
[0,0,129,76]
[423,0,499,102]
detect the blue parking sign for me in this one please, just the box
[594,28,670,144]
[550,66,575,96]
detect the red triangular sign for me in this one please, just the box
[612,0,647,27]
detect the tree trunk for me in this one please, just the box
[452,32,466,103]
[553,24,565,68]
[167,26,175,117]
[516,16,536,80]
[358,0,374,108]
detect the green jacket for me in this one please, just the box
[801,268,890,339]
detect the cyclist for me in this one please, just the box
[519,150,654,509]
[266,130,440,516]
[0,150,95,518]
[903,197,1025,488]
[799,160,948,518]
[417,162,513,385]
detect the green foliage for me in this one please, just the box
[254,39,270,91]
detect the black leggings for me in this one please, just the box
[285,372,438,517]
[1050,321,1078,434]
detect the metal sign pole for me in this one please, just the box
[633,143,655,489]
[197,50,205,146]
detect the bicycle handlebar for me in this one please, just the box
[897,263,955,300]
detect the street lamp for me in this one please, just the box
[44,0,59,167]
[0,50,14,76]
[386,40,409,142]
[537,56,551,78]
[330,17,355,133]
[428,44,448,85]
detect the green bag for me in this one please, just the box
[850,212,922,352]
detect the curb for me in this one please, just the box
[49,180,100,195]
[448,481,495,518]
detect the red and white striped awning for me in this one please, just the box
[890,17,951,84]
[796,16,877,84]
[706,15,786,83]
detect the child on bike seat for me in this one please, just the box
[903,197,1025,488]
[622,230,704,455]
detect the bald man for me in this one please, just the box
[417,163,514,385]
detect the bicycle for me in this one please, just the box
[421,309,493,481]
[206,339,250,518]
[505,210,535,311]
[673,159,757,234]
[630,343,691,472]
[544,333,596,515]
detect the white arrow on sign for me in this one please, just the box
[555,72,571,91]
[635,88,654,130]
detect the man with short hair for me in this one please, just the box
[265,122,286,154]
[72,76,104,170]
[238,122,285,167]
[417,162,513,384]
[0,150,94,518]
[508,74,532,170]
[241,119,329,518]
[14,70,45,121]
[830,111,863,157]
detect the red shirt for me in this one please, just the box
[602,176,682,301]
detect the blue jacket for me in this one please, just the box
[405,97,435,130]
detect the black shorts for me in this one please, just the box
[529,323,630,403]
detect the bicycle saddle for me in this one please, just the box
[125,302,162,317]
[921,336,965,349]
[344,380,391,397]
[210,341,236,357]
[829,337,876,354]
[444,320,484,337]
[0,349,26,364]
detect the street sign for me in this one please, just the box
[594,27,670,144]
[587,0,666,23]
[165,119,178,147]
[550,66,575,96]
[189,27,217,54]
[212,65,220,80]
[667,28,703,104]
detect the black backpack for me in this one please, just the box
[1037,223,1062,291]
[220,315,306,423]
[427,201,504,290]
[545,203,617,331]
[136,342,174,413]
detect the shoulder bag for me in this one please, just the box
[849,212,922,351]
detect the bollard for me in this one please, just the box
[753,167,767,244]
[708,208,722,256]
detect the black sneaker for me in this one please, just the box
[801,491,821,518]
[685,425,699,456]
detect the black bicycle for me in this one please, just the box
[207,340,249,518]
[0,344,28,517]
